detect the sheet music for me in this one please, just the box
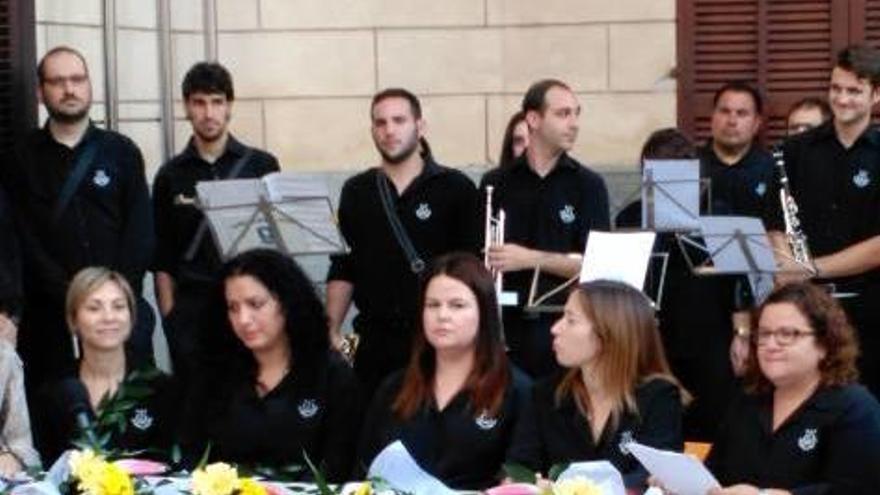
[263,172,330,202]
[641,159,701,231]
[628,442,720,495]
[195,179,264,208]
[580,231,656,290]
[698,216,777,275]
[367,441,457,495]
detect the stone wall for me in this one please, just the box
[35,0,677,175]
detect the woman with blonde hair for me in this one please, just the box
[33,267,176,465]
[508,280,686,491]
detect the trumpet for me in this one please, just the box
[484,186,507,299]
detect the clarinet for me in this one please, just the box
[773,148,816,275]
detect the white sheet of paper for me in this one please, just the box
[367,441,457,495]
[628,442,720,495]
[641,159,701,231]
[580,231,656,290]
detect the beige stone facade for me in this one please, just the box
[35,0,677,175]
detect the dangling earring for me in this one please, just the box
[71,332,80,360]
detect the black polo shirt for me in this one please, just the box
[766,122,880,285]
[0,122,154,298]
[327,159,480,336]
[699,141,776,219]
[507,375,683,490]
[152,135,279,286]
[0,185,21,317]
[479,153,610,305]
[33,369,179,466]
[182,353,361,482]
[357,368,532,490]
[707,385,880,494]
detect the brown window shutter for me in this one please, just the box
[678,0,850,146]
[0,0,36,157]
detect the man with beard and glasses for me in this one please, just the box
[152,62,278,382]
[0,46,155,393]
[326,88,480,398]
[480,79,610,378]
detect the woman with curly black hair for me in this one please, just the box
[181,249,361,481]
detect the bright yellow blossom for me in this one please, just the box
[237,478,267,495]
[192,462,240,495]
[353,482,372,495]
[552,476,602,495]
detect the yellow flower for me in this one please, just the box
[553,476,602,495]
[192,462,240,495]
[353,482,372,495]
[237,478,267,495]
[69,450,104,483]
[99,463,135,495]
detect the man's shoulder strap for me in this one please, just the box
[53,132,105,222]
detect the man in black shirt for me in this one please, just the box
[0,46,154,389]
[767,45,880,397]
[152,62,279,379]
[326,88,480,397]
[480,79,610,378]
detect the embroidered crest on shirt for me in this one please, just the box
[618,430,635,455]
[298,399,319,419]
[559,204,576,224]
[92,169,111,188]
[415,203,432,221]
[130,407,154,431]
[853,169,871,188]
[797,428,818,452]
[474,410,498,431]
[754,181,767,197]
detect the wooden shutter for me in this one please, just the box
[0,0,36,156]
[678,0,850,145]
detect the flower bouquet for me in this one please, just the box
[488,461,625,495]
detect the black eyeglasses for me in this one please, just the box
[754,326,816,346]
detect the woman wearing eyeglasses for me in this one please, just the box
[706,282,880,495]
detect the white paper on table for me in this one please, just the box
[580,231,656,290]
[628,442,720,495]
[555,461,626,495]
[367,441,457,495]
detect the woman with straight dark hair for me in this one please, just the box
[180,249,360,481]
[357,252,531,490]
[498,111,529,168]
[507,280,686,491]
[706,282,880,494]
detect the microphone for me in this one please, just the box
[60,378,99,447]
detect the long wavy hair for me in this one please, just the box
[745,282,859,394]
[392,252,510,419]
[202,249,331,387]
[555,280,686,427]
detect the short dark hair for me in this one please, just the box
[787,96,832,122]
[836,44,880,88]
[371,87,422,119]
[182,61,235,101]
[522,78,572,114]
[639,128,697,164]
[712,81,764,115]
[37,46,89,84]
[209,249,330,381]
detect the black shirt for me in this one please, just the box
[357,368,532,490]
[152,135,279,286]
[33,369,178,466]
[182,353,361,482]
[766,122,880,287]
[479,152,610,306]
[707,385,880,494]
[699,141,776,219]
[327,159,480,336]
[1,123,154,299]
[507,375,683,490]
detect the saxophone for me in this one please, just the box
[773,148,816,275]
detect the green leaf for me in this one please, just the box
[301,451,340,495]
[547,462,570,481]
[195,444,212,470]
[502,463,537,484]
